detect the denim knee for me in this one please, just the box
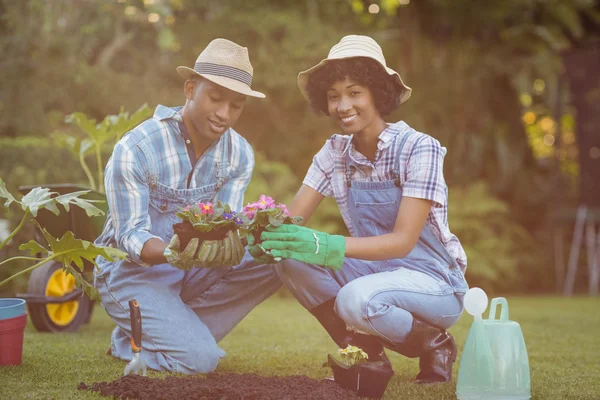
[335,280,368,331]
[165,341,223,374]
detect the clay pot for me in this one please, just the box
[172,221,231,249]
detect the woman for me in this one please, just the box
[250,35,469,384]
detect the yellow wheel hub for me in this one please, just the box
[45,269,79,326]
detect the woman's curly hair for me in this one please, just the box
[305,57,405,117]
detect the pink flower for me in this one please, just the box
[276,203,289,216]
[200,202,213,215]
[184,205,191,211]
[257,194,275,210]
[242,202,258,219]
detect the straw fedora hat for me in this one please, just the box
[177,38,265,98]
[297,35,412,104]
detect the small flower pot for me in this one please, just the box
[0,298,28,366]
[327,354,394,399]
[172,221,232,249]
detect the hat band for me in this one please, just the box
[194,62,252,86]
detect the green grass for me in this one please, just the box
[1,296,599,400]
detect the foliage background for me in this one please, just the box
[1,0,599,295]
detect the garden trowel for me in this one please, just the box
[124,299,147,377]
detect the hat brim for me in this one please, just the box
[297,57,412,105]
[177,66,266,99]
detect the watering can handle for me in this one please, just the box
[488,297,509,321]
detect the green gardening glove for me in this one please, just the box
[259,225,346,271]
[246,232,278,264]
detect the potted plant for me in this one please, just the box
[327,345,394,399]
[239,194,303,259]
[0,178,127,364]
[173,200,246,250]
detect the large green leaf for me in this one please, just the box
[0,178,16,209]
[20,187,60,217]
[65,112,99,140]
[39,229,127,271]
[19,240,49,255]
[64,264,100,300]
[53,191,105,217]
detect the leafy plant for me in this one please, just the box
[239,195,303,242]
[0,178,127,299]
[336,345,369,367]
[176,201,246,233]
[52,104,152,193]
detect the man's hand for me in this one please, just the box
[164,230,245,270]
[246,232,277,265]
[259,225,346,270]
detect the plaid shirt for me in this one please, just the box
[303,121,467,272]
[95,105,254,265]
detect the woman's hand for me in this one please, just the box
[260,225,346,270]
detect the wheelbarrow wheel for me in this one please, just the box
[27,261,92,332]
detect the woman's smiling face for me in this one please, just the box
[326,76,383,136]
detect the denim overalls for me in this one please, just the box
[276,130,468,346]
[94,130,281,374]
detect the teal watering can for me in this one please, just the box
[456,289,531,400]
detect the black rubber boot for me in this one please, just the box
[388,318,457,384]
[309,298,390,364]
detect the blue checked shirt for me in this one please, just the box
[303,121,468,272]
[95,105,254,266]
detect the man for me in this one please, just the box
[94,38,281,374]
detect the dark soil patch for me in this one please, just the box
[173,221,231,249]
[78,373,360,400]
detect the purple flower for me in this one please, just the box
[233,216,243,225]
[222,212,234,220]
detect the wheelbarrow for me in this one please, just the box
[15,184,107,333]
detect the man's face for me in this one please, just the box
[184,78,246,142]
[326,76,381,136]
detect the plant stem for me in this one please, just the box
[95,144,104,193]
[0,256,46,268]
[0,212,29,252]
[80,151,96,191]
[0,254,57,287]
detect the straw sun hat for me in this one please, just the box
[177,38,265,98]
[297,35,412,104]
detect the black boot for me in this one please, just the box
[388,318,457,384]
[309,298,390,364]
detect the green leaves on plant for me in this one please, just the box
[65,264,99,300]
[20,187,61,217]
[53,191,105,217]
[19,239,48,255]
[8,186,105,218]
[35,229,127,272]
[54,104,153,193]
[0,178,16,209]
